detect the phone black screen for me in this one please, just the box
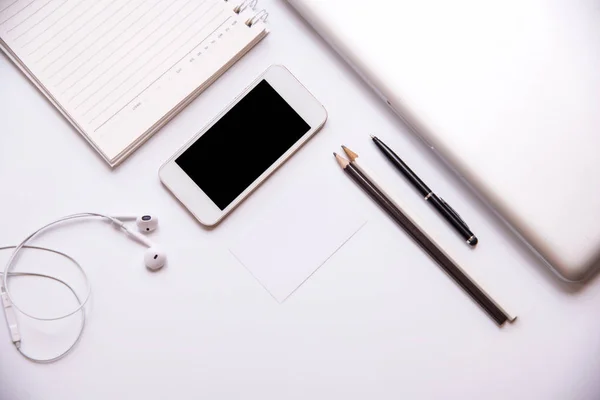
[176,80,311,210]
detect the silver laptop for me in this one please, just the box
[287,0,600,281]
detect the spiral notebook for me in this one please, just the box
[0,0,269,166]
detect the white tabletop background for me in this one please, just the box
[2,1,600,399]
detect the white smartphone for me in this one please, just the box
[159,65,328,227]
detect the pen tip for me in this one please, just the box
[370,134,375,139]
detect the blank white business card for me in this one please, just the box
[229,184,367,302]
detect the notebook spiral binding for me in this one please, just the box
[245,9,269,27]
[225,0,268,26]
[233,0,258,14]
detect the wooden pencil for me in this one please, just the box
[335,149,515,326]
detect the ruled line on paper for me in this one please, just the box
[0,0,21,15]
[47,0,142,81]
[40,0,128,73]
[34,0,118,64]
[0,0,36,26]
[83,1,219,118]
[26,0,89,55]
[73,0,210,111]
[13,0,67,41]
[67,0,192,105]
[7,0,53,33]
[22,0,83,48]
[92,14,230,129]
[58,0,172,93]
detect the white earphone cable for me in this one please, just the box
[0,213,134,363]
[0,246,86,363]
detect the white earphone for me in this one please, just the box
[0,213,166,363]
[111,215,166,270]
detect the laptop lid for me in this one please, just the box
[287,0,600,281]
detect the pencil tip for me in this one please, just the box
[333,152,338,156]
[342,145,359,162]
[334,152,350,168]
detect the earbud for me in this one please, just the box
[144,247,166,271]
[111,215,159,233]
[136,215,158,232]
[120,227,167,270]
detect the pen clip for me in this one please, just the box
[439,197,470,229]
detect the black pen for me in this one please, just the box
[370,135,479,247]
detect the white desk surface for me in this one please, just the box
[1,1,600,399]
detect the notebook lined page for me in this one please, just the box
[0,0,267,161]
